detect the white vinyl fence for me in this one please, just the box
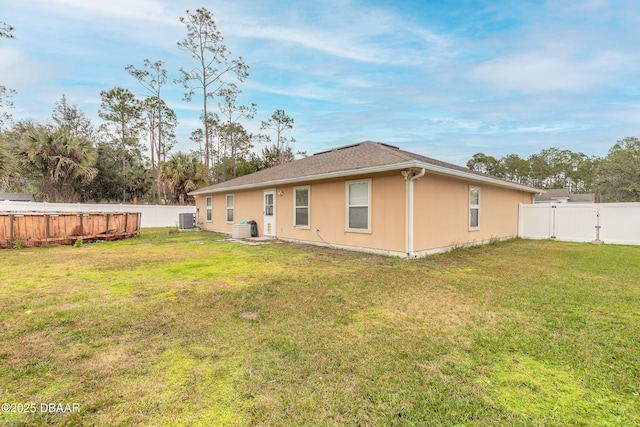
[519,203,640,245]
[1,200,196,228]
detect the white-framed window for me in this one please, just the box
[206,196,212,222]
[346,179,371,232]
[294,186,310,228]
[469,186,480,230]
[226,194,234,223]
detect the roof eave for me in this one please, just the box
[189,160,541,195]
[189,162,417,195]
[418,162,543,193]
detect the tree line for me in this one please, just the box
[0,9,300,204]
[466,137,640,202]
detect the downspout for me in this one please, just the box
[405,168,426,258]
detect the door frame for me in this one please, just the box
[263,189,276,236]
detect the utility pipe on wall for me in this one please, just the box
[405,168,426,258]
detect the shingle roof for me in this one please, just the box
[535,189,571,201]
[190,141,540,195]
[535,188,595,202]
[0,193,35,201]
[569,193,596,202]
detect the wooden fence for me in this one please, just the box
[1,201,195,228]
[0,212,141,249]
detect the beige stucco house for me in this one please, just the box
[189,141,539,258]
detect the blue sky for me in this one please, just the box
[1,0,639,165]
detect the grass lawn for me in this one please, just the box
[0,230,638,426]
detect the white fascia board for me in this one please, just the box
[189,160,541,195]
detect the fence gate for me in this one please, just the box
[518,203,640,245]
[518,204,597,241]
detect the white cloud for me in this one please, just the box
[470,47,626,93]
[222,0,453,66]
[0,47,22,74]
[243,80,344,102]
[426,117,483,132]
[233,26,377,63]
[0,47,66,88]
[30,0,178,25]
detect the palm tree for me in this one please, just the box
[0,142,11,177]
[20,128,97,202]
[127,164,153,204]
[160,152,208,204]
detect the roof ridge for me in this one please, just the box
[365,141,415,161]
[313,140,399,156]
